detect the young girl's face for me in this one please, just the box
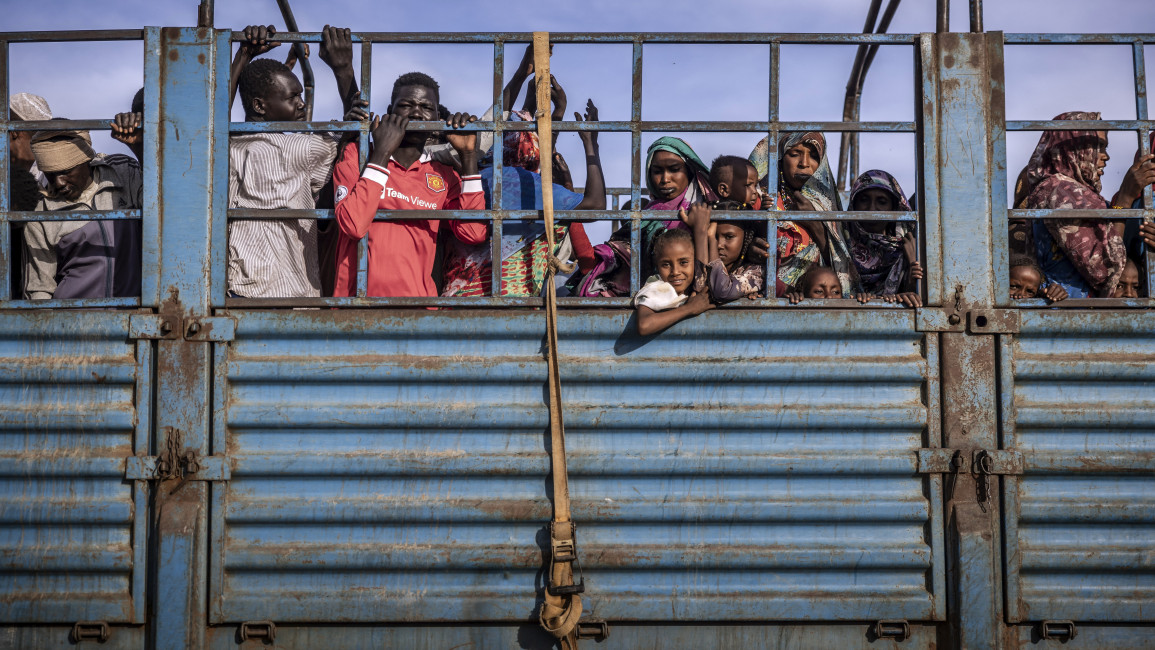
[1111,259,1141,298]
[715,224,747,269]
[655,239,696,294]
[852,188,895,212]
[802,269,842,298]
[1009,265,1043,299]
[781,143,819,191]
[649,151,690,200]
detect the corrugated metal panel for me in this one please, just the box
[0,312,148,623]
[1005,311,1155,622]
[210,309,943,624]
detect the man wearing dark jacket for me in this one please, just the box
[23,128,142,300]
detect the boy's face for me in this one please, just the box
[390,84,439,146]
[257,71,306,122]
[802,269,842,299]
[1111,259,1141,298]
[649,151,690,200]
[716,162,760,206]
[852,188,896,212]
[716,224,746,268]
[655,239,695,294]
[1009,265,1043,299]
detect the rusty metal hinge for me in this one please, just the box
[915,308,1019,333]
[240,620,276,642]
[1039,620,1077,640]
[872,619,909,641]
[129,314,235,341]
[917,449,1023,475]
[71,621,111,643]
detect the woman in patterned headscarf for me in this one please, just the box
[847,169,922,305]
[1019,111,1127,297]
[749,132,860,295]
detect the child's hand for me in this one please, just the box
[1140,221,1155,248]
[908,260,925,281]
[239,25,280,58]
[284,43,309,72]
[855,292,874,304]
[746,236,770,263]
[786,291,804,304]
[902,230,919,263]
[574,99,599,149]
[791,191,817,211]
[680,203,712,231]
[553,152,574,191]
[884,292,922,308]
[445,112,479,154]
[343,91,369,122]
[518,43,536,76]
[319,25,354,72]
[110,112,143,147]
[1041,283,1068,302]
[686,290,715,315]
[549,75,567,121]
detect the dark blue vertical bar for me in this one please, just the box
[0,40,9,302]
[1133,41,1153,296]
[356,40,372,298]
[210,30,231,308]
[630,39,642,293]
[767,41,780,301]
[492,39,504,296]
[151,26,218,650]
[141,29,161,307]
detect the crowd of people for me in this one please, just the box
[6,25,1154,334]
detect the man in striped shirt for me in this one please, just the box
[226,25,362,299]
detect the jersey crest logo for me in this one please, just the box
[335,185,349,202]
[426,173,447,193]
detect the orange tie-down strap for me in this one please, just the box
[532,31,590,650]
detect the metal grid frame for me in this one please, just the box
[1001,33,1155,308]
[3,30,1153,309]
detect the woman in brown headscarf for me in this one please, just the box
[1014,111,1131,297]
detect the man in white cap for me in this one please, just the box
[8,93,53,298]
[22,127,142,300]
[9,92,52,191]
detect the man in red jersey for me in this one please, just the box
[332,72,486,297]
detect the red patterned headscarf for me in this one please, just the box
[1021,111,1107,198]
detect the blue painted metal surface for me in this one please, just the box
[2,14,1155,649]
[208,309,943,624]
[0,312,149,623]
[1004,312,1155,624]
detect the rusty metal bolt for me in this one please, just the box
[948,313,961,325]
[186,321,200,337]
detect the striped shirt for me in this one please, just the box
[227,131,341,298]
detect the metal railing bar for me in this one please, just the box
[222,296,914,308]
[235,32,920,45]
[226,208,920,222]
[1006,119,1155,131]
[3,119,116,131]
[4,209,142,222]
[1009,208,1155,220]
[0,297,141,308]
[1004,33,1155,45]
[0,30,143,42]
[225,120,918,133]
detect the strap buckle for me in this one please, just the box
[548,521,586,596]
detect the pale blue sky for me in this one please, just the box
[3,0,1153,214]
